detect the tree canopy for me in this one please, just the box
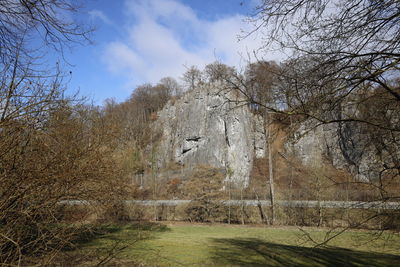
[247,0,399,124]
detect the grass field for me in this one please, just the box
[80,222,400,266]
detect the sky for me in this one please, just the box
[62,0,283,105]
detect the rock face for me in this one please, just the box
[286,117,399,181]
[155,82,266,187]
[155,83,398,185]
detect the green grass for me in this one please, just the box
[80,223,400,266]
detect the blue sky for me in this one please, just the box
[62,0,282,105]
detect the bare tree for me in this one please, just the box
[243,0,400,238]
[204,61,236,83]
[0,0,91,64]
[0,69,127,265]
[0,1,130,265]
[160,76,182,96]
[244,61,280,109]
[247,0,399,124]
[182,65,203,91]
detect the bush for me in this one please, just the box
[99,201,131,223]
[185,200,225,222]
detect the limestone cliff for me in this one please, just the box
[155,82,266,187]
[286,115,399,181]
[154,83,398,185]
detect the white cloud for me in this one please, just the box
[89,9,113,25]
[124,0,198,24]
[102,0,279,87]
[206,15,260,66]
[104,42,143,74]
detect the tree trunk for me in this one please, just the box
[267,113,275,225]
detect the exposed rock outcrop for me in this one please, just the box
[286,115,399,181]
[155,82,266,187]
[154,83,398,185]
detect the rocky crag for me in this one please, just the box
[155,82,266,187]
[155,83,398,185]
[287,118,399,182]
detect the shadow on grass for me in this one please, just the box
[58,222,170,266]
[126,221,170,232]
[210,238,400,267]
[67,221,169,248]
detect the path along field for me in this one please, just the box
[81,222,400,266]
